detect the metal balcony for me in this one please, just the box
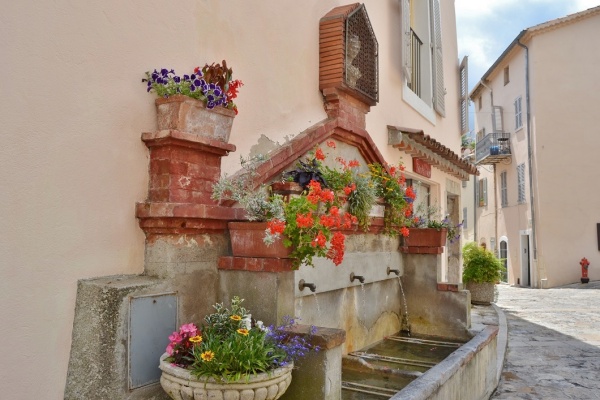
[475,132,511,164]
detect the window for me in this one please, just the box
[514,96,523,129]
[478,95,482,110]
[401,0,445,116]
[500,171,508,207]
[503,66,509,85]
[517,163,526,203]
[459,56,469,134]
[476,177,488,207]
[462,207,468,230]
[499,240,508,281]
[406,179,430,211]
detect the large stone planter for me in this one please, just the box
[159,353,293,400]
[155,95,235,142]
[229,222,292,258]
[466,282,495,305]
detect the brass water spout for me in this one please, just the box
[350,273,365,283]
[298,279,316,292]
[387,267,400,276]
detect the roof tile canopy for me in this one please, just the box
[388,126,478,180]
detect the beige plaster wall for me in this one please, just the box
[1,0,465,398]
[529,14,600,287]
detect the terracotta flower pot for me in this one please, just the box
[229,222,292,258]
[155,95,235,142]
[159,353,293,400]
[404,228,448,247]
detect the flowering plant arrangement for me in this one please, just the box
[165,296,316,382]
[368,162,414,237]
[142,60,243,114]
[213,141,415,269]
[410,203,462,243]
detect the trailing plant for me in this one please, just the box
[368,162,412,237]
[142,60,243,113]
[212,155,285,222]
[165,297,318,382]
[462,242,505,284]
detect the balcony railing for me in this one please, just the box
[408,29,422,97]
[475,132,511,164]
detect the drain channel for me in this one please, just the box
[349,351,437,368]
[386,336,462,348]
[342,381,399,397]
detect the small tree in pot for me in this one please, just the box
[462,242,505,305]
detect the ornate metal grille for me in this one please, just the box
[345,4,378,103]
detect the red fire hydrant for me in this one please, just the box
[580,257,590,284]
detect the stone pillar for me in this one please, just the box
[281,325,346,400]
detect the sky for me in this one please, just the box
[455,0,599,97]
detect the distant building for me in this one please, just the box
[470,6,600,288]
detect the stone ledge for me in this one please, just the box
[218,256,295,272]
[284,324,346,350]
[399,246,444,254]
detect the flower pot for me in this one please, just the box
[466,282,495,305]
[155,95,235,142]
[229,222,292,258]
[159,353,293,400]
[404,228,448,247]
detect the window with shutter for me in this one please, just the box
[502,175,507,202]
[400,0,444,122]
[493,106,503,132]
[478,178,488,207]
[459,56,469,134]
[514,96,523,129]
[430,0,445,116]
[517,164,526,203]
[401,0,412,83]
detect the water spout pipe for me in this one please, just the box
[387,267,400,276]
[350,273,365,283]
[298,279,316,292]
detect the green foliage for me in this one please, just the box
[320,164,377,231]
[368,163,410,236]
[462,242,505,283]
[212,155,285,222]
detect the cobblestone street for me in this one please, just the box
[491,282,600,399]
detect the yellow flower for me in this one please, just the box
[201,351,215,362]
[189,335,202,343]
[236,328,249,336]
[230,315,242,321]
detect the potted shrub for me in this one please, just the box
[462,242,505,305]
[159,297,317,400]
[142,61,243,141]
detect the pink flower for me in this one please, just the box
[179,323,198,336]
[166,343,174,355]
[168,331,183,343]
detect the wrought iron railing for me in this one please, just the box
[408,29,422,97]
[475,132,511,164]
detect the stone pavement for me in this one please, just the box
[489,281,600,399]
